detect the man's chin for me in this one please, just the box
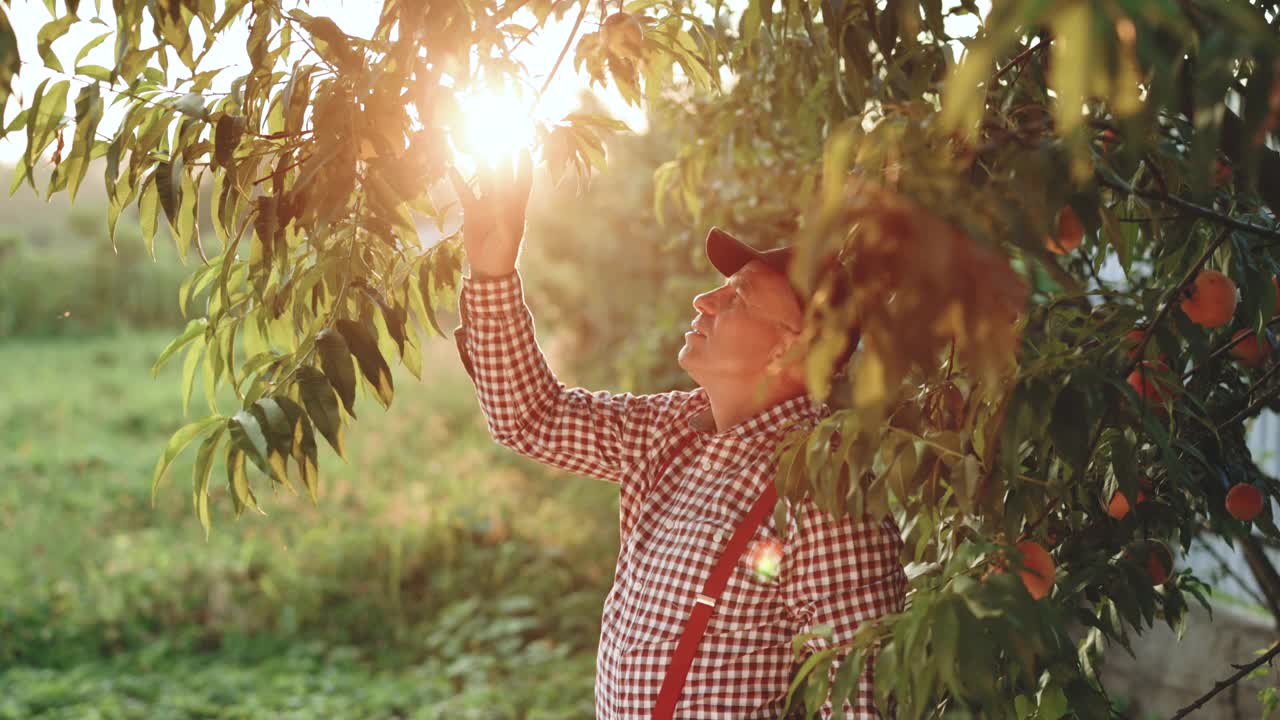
[676,345,696,374]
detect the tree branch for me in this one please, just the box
[993,39,1048,82]
[1183,315,1280,381]
[1193,534,1274,612]
[1098,175,1280,243]
[1123,226,1233,378]
[1168,640,1280,720]
[534,0,589,103]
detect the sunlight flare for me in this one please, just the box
[451,90,538,174]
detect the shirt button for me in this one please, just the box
[713,530,724,543]
[700,457,714,471]
[664,517,675,530]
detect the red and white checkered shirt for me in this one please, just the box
[454,271,907,719]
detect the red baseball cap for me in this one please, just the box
[704,226,860,353]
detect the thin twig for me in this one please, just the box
[1221,361,1280,428]
[1099,175,1280,243]
[533,0,589,105]
[1183,315,1280,381]
[993,39,1047,82]
[1168,641,1280,720]
[1193,535,1273,611]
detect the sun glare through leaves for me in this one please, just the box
[450,90,539,175]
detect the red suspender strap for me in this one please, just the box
[652,481,780,719]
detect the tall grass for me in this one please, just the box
[1,332,619,717]
[0,219,189,338]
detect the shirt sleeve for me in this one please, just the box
[782,504,908,719]
[453,269,685,485]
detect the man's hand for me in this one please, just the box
[448,149,533,278]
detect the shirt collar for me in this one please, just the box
[687,386,828,441]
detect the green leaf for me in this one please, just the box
[337,318,395,409]
[214,113,243,168]
[228,409,271,475]
[803,652,835,716]
[0,6,20,108]
[787,648,836,713]
[416,262,447,338]
[1048,3,1092,136]
[828,648,865,715]
[174,92,207,120]
[176,165,199,260]
[65,82,103,202]
[249,398,292,484]
[276,396,319,501]
[37,14,77,73]
[316,328,357,417]
[298,365,345,458]
[152,414,224,506]
[24,78,70,189]
[180,336,206,418]
[192,424,226,537]
[179,263,220,319]
[155,158,181,231]
[225,446,260,516]
[73,30,111,67]
[153,317,208,376]
[139,168,159,258]
[1050,382,1092,474]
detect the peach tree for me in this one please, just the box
[6,0,1280,716]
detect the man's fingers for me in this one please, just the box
[477,156,501,198]
[447,165,477,205]
[516,147,533,198]
[496,152,513,189]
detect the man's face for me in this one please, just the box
[678,260,805,386]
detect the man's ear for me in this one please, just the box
[768,333,807,385]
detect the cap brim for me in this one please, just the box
[705,227,790,279]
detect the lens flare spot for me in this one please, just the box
[748,538,783,582]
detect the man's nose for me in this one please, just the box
[692,289,718,315]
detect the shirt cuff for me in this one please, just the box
[461,269,526,317]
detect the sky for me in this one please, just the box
[0,0,646,165]
[0,0,985,166]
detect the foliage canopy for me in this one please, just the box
[8,0,1280,716]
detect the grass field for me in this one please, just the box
[0,330,620,718]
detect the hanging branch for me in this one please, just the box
[1168,641,1280,720]
[1123,226,1233,378]
[1099,175,1280,243]
[534,0,590,102]
[992,38,1048,82]
[1183,315,1280,381]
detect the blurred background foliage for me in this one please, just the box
[0,97,703,718]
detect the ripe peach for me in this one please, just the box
[1127,361,1176,405]
[1181,270,1237,329]
[1106,478,1153,520]
[1016,541,1055,600]
[1123,328,1147,360]
[1045,206,1084,255]
[1229,330,1270,368]
[1214,160,1233,187]
[1142,541,1173,585]
[1226,483,1264,522]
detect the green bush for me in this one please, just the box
[1,332,615,716]
[0,210,195,338]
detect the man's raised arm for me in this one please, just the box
[447,153,687,484]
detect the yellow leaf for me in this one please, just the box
[1050,3,1093,135]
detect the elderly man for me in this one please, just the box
[449,154,906,719]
